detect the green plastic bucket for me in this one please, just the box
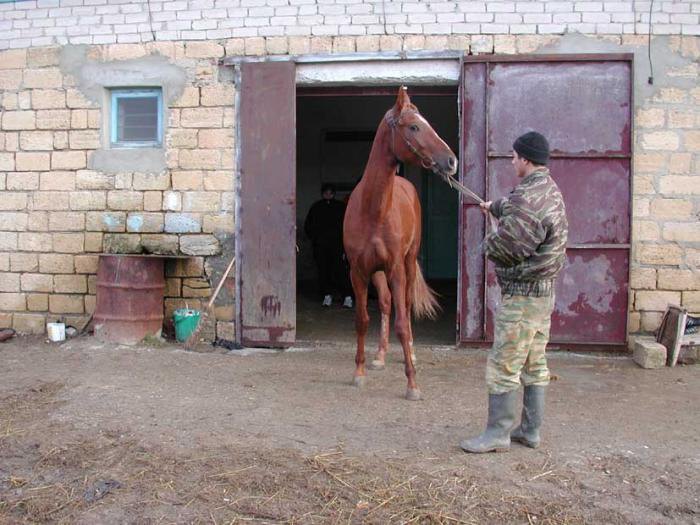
[173,308,201,342]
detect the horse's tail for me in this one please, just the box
[412,262,441,320]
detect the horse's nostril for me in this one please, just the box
[448,156,456,168]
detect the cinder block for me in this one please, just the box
[171,87,199,108]
[6,173,39,191]
[141,234,179,255]
[126,213,164,233]
[180,108,223,128]
[74,255,98,274]
[27,293,48,311]
[166,257,204,277]
[52,151,86,170]
[10,253,38,272]
[144,191,162,212]
[31,89,66,110]
[22,68,63,89]
[13,313,46,334]
[633,338,667,369]
[180,234,220,256]
[0,49,27,69]
[179,149,220,169]
[107,191,143,211]
[182,191,219,212]
[36,109,71,130]
[16,152,50,171]
[49,294,84,314]
[54,274,87,294]
[84,232,103,252]
[2,111,35,130]
[39,254,74,274]
[165,213,201,233]
[86,212,126,232]
[20,273,53,293]
[0,272,20,292]
[53,233,84,253]
[133,172,170,191]
[200,84,234,106]
[103,233,142,254]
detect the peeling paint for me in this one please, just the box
[559,255,618,317]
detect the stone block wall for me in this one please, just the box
[630,38,700,332]
[0,0,698,49]
[0,40,235,337]
[0,9,698,342]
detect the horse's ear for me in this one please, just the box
[395,86,410,111]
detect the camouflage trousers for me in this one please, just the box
[486,293,555,394]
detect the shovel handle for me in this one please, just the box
[206,256,236,310]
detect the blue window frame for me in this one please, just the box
[110,88,163,148]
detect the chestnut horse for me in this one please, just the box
[343,87,458,401]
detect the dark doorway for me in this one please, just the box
[295,88,459,345]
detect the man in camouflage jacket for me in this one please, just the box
[461,131,568,454]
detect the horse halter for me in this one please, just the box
[385,113,438,172]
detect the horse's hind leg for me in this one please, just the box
[350,269,370,387]
[404,254,418,366]
[368,271,391,370]
[388,267,421,401]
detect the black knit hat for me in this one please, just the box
[513,131,550,165]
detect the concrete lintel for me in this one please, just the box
[221,50,463,66]
[296,59,461,86]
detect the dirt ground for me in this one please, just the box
[0,334,698,524]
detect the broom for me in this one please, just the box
[184,256,236,350]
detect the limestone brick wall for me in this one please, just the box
[0,40,235,337]
[628,36,700,333]
[0,30,698,342]
[0,0,698,49]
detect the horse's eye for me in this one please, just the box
[409,124,419,132]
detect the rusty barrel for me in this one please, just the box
[94,255,165,344]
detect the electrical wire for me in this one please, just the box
[647,0,654,84]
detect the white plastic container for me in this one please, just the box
[47,322,66,342]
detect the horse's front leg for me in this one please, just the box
[389,267,420,401]
[368,271,391,370]
[350,269,370,387]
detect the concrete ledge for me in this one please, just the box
[633,337,667,369]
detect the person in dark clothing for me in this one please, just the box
[304,183,353,308]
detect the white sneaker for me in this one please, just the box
[322,294,332,307]
[343,296,353,308]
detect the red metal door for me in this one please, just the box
[459,56,632,347]
[238,62,296,347]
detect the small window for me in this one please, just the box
[110,88,163,148]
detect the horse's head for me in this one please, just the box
[385,86,458,179]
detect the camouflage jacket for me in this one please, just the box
[485,168,568,297]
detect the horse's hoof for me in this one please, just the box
[405,388,422,401]
[352,376,366,388]
[368,359,385,370]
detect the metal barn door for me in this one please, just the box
[237,61,296,347]
[459,55,632,347]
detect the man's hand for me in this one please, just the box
[479,201,492,215]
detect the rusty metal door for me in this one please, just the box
[459,56,632,347]
[237,61,296,347]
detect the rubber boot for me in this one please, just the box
[460,390,518,453]
[511,385,545,449]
